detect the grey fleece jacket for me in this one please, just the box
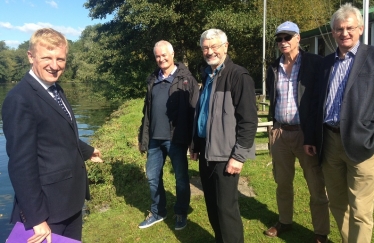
[192,56,258,162]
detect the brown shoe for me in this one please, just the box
[315,234,328,243]
[264,221,292,237]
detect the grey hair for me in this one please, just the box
[200,29,228,46]
[330,3,364,29]
[153,40,174,55]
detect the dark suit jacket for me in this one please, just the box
[266,49,322,135]
[2,72,94,229]
[305,44,374,163]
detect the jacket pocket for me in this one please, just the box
[39,169,72,186]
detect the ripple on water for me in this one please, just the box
[0,194,13,207]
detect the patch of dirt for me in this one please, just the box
[189,176,256,197]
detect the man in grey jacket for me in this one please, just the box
[191,29,258,243]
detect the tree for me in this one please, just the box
[0,41,14,83]
[65,25,120,103]
[83,0,269,101]
[81,0,374,102]
[10,41,30,82]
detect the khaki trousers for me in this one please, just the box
[271,124,330,235]
[322,129,374,243]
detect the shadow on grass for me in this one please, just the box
[108,159,328,243]
[245,152,335,243]
[187,166,318,243]
[110,161,214,242]
[164,214,215,243]
[187,155,320,242]
[240,196,320,243]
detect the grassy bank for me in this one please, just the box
[83,98,345,243]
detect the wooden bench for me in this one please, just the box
[256,121,273,154]
[256,95,270,111]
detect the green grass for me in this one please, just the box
[83,98,349,243]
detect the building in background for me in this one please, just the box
[300,6,374,56]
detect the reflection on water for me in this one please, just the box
[0,194,13,207]
[0,82,114,242]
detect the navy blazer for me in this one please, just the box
[306,44,374,163]
[2,72,94,229]
[266,49,322,135]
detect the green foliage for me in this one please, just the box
[86,99,146,208]
[82,0,274,97]
[0,42,13,83]
[0,41,29,82]
[2,0,374,101]
[84,0,368,98]
[11,43,30,82]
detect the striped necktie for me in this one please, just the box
[48,85,72,121]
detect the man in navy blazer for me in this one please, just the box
[264,22,329,243]
[2,28,102,243]
[304,3,374,243]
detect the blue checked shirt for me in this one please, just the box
[197,64,223,138]
[274,53,301,125]
[324,42,359,126]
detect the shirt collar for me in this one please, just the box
[279,52,301,66]
[335,41,360,60]
[205,63,224,78]
[157,65,177,83]
[29,70,55,90]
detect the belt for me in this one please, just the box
[278,123,300,131]
[324,124,340,133]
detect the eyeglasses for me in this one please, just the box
[275,35,294,43]
[333,26,358,35]
[201,43,225,52]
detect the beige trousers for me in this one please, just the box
[270,124,330,235]
[322,129,374,243]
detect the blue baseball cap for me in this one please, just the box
[275,21,299,36]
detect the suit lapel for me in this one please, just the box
[25,73,75,129]
[344,44,368,95]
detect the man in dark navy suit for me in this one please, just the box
[2,28,102,243]
[304,3,374,243]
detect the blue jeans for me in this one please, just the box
[146,139,190,217]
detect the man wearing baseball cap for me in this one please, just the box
[264,21,330,243]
